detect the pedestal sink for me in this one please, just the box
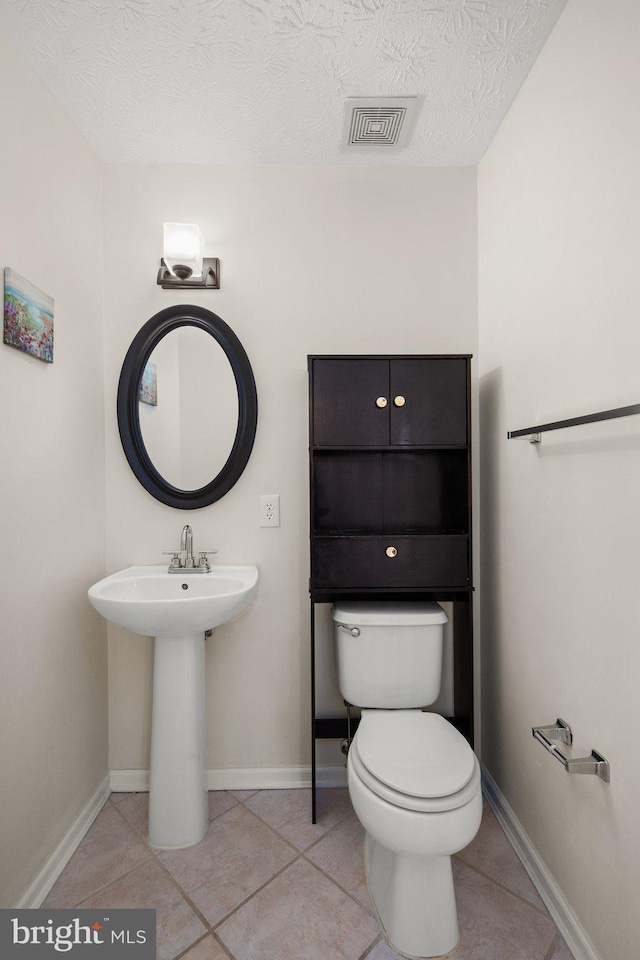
[88,564,258,849]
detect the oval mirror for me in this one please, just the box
[117,305,258,509]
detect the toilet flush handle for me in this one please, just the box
[337,623,360,638]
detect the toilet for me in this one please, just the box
[331,601,482,960]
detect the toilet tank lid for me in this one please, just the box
[331,601,447,626]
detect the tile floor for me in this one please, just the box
[43,788,573,960]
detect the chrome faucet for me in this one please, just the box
[164,525,216,574]
[181,524,194,567]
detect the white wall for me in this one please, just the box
[478,1,640,957]
[102,164,478,777]
[0,34,107,905]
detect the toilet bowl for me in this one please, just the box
[348,710,481,959]
[331,602,481,960]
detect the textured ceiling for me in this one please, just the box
[0,0,567,164]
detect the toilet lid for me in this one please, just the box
[355,711,475,799]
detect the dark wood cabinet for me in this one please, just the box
[308,355,474,821]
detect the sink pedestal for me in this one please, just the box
[148,634,209,849]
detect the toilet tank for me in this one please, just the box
[331,601,447,709]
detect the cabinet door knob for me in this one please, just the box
[375,397,388,409]
[393,395,406,407]
[386,546,398,558]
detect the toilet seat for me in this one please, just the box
[350,710,480,813]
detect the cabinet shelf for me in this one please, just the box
[312,449,468,536]
[313,529,469,538]
[312,444,469,451]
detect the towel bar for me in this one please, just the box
[508,402,640,441]
[532,719,610,782]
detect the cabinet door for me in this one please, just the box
[312,359,389,446]
[390,358,467,445]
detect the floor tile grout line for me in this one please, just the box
[145,849,219,936]
[226,798,378,921]
[233,794,339,858]
[72,852,157,909]
[129,791,374,947]
[299,806,359,855]
[360,934,385,960]
[208,851,382,960]
[116,787,353,862]
[171,932,210,960]
[61,797,158,907]
[109,793,128,805]
[108,794,151,839]
[544,931,562,960]
[230,790,260,801]
[209,930,237,960]
[82,800,215,947]
[172,930,236,960]
[119,792,555,937]
[233,805,306,857]
[70,836,214,951]
[114,790,243,835]
[103,795,360,948]
[210,853,304,931]
[300,851,376,919]
[207,795,242,824]
[453,851,553,918]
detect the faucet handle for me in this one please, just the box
[198,550,216,570]
[162,551,182,571]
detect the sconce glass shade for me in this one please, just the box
[163,223,204,280]
[157,223,219,289]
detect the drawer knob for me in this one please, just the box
[375,397,388,409]
[386,546,398,558]
[394,395,406,407]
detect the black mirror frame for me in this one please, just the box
[117,304,258,509]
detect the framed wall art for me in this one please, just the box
[3,268,54,363]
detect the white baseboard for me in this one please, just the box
[16,775,111,909]
[481,766,601,960]
[110,764,348,793]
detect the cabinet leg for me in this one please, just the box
[453,599,474,744]
[311,601,317,823]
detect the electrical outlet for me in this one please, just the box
[259,494,280,527]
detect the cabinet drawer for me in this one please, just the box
[312,536,469,589]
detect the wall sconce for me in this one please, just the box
[157,222,220,289]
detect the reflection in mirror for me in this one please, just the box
[139,327,238,491]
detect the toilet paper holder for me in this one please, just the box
[532,719,610,782]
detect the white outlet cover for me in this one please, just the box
[260,494,280,527]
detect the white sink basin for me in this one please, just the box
[88,563,258,638]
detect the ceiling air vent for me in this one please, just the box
[343,97,419,151]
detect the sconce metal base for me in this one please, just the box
[157,258,220,289]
